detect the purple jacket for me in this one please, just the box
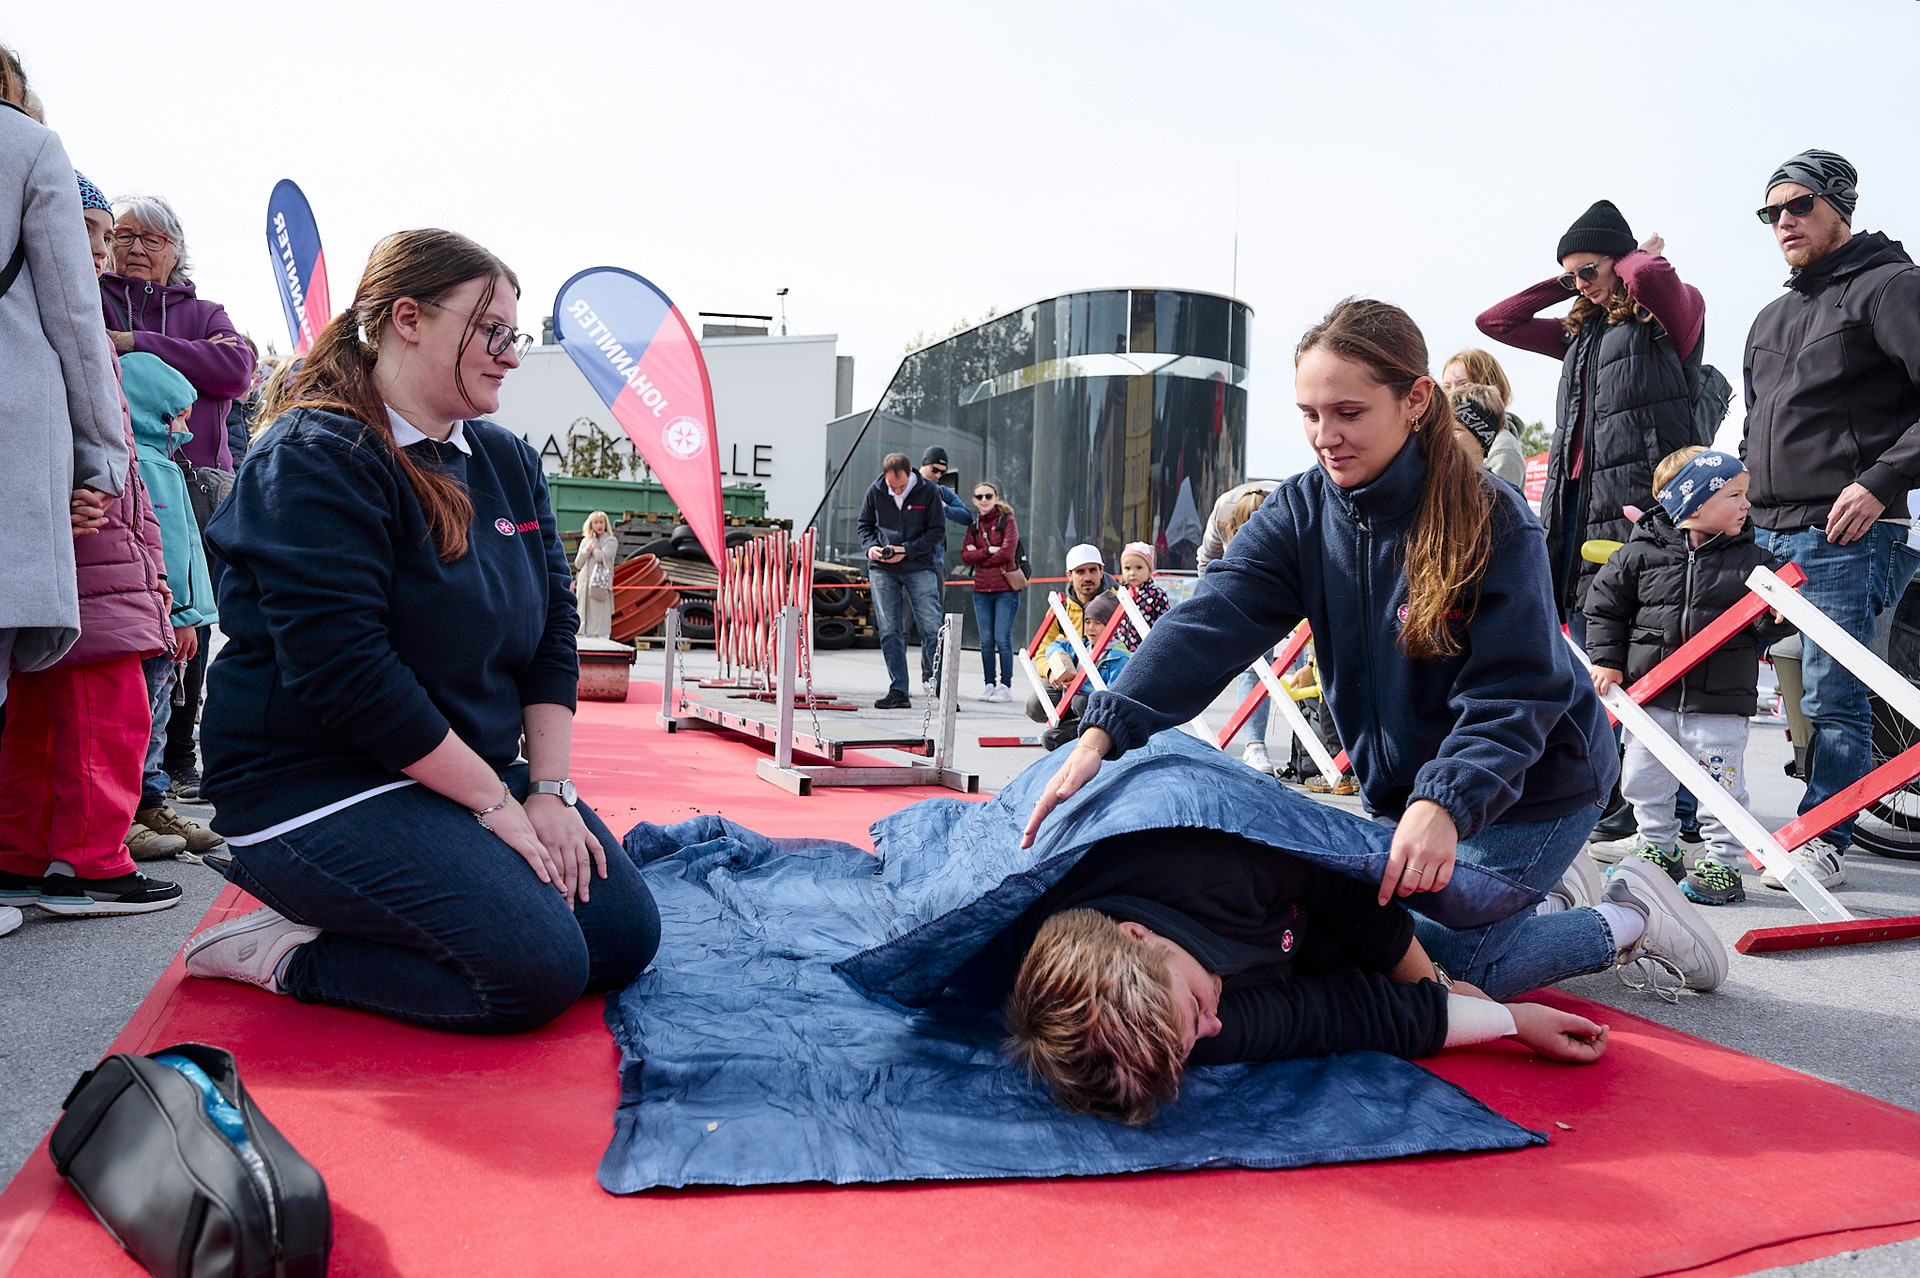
[55,358,171,668]
[99,271,255,471]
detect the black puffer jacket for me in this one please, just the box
[1583,507,1793,715]
[1743,232,1920,531]
[1543,315,1703,617]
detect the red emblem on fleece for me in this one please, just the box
[495,518,516,536]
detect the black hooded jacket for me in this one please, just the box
[1582,506,1793,716]
[1743,232,1920,531]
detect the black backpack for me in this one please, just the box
[51,1043,331,1278]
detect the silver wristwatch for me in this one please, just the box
[529,778,578,807]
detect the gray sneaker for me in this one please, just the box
[1761,836,1845,891]
[1587,833,1646,865]
[1607,855,1728,997]
[1545,852,1606,912]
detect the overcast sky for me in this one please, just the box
[13,1,1919,479]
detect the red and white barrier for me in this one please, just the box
[1566,560,1920,949]
[712,527,815,691]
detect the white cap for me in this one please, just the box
[1065,544,1103,571]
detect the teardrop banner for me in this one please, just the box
[552,267,727,572]
[265,179,330,355]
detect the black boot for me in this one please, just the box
[1591,779,1636,841]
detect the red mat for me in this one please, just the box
[5,691,1919,1278]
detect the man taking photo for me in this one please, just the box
[858,452,949,709]
[1743,148,1920,890]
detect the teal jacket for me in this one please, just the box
[122,353,217,628]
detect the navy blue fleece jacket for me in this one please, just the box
[1082,437,1616,839]
[200,408,578,834]
[856,471,951,573]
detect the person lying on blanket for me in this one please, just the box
[1004,826,1609,1126]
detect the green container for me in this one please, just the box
[547,476,768,537]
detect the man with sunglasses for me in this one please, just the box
[1742,149,1920,890]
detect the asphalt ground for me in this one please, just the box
[3,640,1916,1274]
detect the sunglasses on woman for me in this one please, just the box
[973,491,996,501]
[1756,193,1821,225]
[1557,262,1605,291]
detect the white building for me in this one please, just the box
[488,331,852,525]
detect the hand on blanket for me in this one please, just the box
[1379,799,1457,905]
[526,793,607,906]
[1508,1002,1609,1063]
[1020,728,1110,847]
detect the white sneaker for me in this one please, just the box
[1587,833,1646,865]
[1242,742,1274,774]
[1607,856,1727,995]
[0,905,22,938]
[182,906,321,995]
[976,687,999,702]
[1761,836,1845,891]
[990,685,1012,702]
[1545,852,1606,912]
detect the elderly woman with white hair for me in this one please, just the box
[99,194,255,472]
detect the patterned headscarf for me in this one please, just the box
[74,170,110,214]
[1767,149,1858,224]
[1656,451,1746,526]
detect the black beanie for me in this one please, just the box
[1556,200,1636,262]
[920,445,949,469]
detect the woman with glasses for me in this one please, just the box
[98,194,254,472]
[182,228,659,1034]
[960,481,1021,701]
[1476,200,1705,642]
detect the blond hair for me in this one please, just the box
[249,358,302,439]
[1652,445,1708,496]
[1441,348,1512,405]
[582,510,613,539]
[1564,287,1653,339]
[1221,489,1267,549]
[1005,909,1185,1126]
[1448,381,1508,424]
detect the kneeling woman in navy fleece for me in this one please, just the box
[184,229,660,1033]
[1023,299,1726,1002]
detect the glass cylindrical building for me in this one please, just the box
[817,288,1250,585]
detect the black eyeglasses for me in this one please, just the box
[973,491,995,500]
[109,228,172,251]
[1756,193,1820,225]
[421,299,534,358]
[1557,262,1606,291]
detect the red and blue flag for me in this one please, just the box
[265,180,330,355]
[553,268,726,571]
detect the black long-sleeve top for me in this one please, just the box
[1005,828,1449,1065]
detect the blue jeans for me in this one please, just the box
[139,654,175,809]
[226,764,660,1034]
[1757,523,1920,849]
[870,567,944,694]
[1232,647,1278,746]
[1411,806,1616,1001]
[973,589,1021,687]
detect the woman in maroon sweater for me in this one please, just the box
[1476,200,1706,637]
[961,481,1021,702]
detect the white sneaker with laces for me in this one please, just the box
[991,685,1012,702]
[976,688,998,702]
[1607,856,1727,996]
[183,906,321,994]
[0,905,22,938]
[1761,836,1845,891]
[1242,742,1274,774]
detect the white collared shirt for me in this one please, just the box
[386,405,472,455]
[887,476,912,509]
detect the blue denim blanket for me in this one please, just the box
[602,734,1545,1192]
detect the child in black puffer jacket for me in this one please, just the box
[1584,448,1793,906]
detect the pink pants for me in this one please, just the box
[0,655,149,879]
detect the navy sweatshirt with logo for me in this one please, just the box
[201,408,578,835]
[1082,436,1616,839]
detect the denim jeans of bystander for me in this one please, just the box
[1757,523,1920,849]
